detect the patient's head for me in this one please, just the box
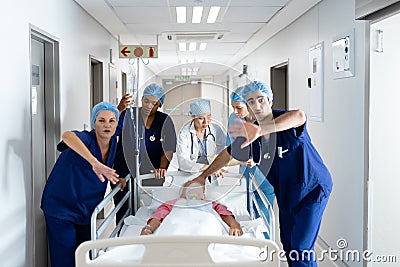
[180,181,205,200]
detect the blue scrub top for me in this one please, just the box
[228,110,332,212]
[114,108,176,176]
[226,112,242,147]
[41,130,117,225]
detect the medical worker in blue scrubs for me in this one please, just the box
[226,87,275,224]
[112,83,177,222]
[41,102,124,267]
[193,81,332,266]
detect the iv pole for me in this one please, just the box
[127,58,140,214]
[133,58,140,213]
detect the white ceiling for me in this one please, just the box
[75,0,321,77]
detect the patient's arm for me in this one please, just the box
[141,218,161,235]
[141,199,177,235]
[220,215,243,236]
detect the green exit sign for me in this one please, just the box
[175,75,190,81]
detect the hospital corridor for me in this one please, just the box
[1,0,400,266]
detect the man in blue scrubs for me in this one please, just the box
[41,102,124,267]
[226,86,275,226]
[193,81,332,266]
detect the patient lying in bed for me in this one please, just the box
[141,182,243,237]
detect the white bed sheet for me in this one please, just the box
[120,206,266,238]
[92,206,269,264]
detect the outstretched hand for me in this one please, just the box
[91,160,119,184]
[213,168,227,178]
[228,119,261,148]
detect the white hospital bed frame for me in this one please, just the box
[78,171,278,266]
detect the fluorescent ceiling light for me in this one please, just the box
[176,7,186,23]
[207,6,220,23]
[179,42,187,51]
[189,42,196,51]
[192,6,203,23]
[199,43,207,51]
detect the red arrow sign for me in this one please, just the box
[121,47,131,57]
[119,45,158,58]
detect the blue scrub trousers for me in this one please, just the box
[45,215,91,267]
[279,185,330,267]
[244,166,275,220]
[244,166,275,239]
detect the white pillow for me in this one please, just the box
[148,187,181,212]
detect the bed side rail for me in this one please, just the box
[248,173,275,242]
[91,174,132,241]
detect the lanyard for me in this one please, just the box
[197,130,207,157]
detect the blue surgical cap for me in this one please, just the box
[190,99,211,116]
[241,81,273,102]
[91,102,119,128]
[230,86,246,104]
[142,83,165,107]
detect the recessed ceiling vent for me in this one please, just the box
[162,32,226,42]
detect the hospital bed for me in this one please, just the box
[75,171,280,266]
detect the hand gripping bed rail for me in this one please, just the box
[76,235,281,267]
[248,172,275,242]
[90,174,132,257]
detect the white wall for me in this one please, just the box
[0,1,154,266]
[226,0,367,265]
[370,14,400,262]
[201,81,227,132]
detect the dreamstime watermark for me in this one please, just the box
[258,238,398,263]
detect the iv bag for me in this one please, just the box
[127,64,137,96]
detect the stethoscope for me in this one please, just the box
[140,124,165,143]
[189,122,216,159]
[130,107,164,143]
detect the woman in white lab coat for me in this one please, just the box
[176,99,226,174]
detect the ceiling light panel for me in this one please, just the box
[192,6,203,23]
[176,6,186,23]
[179,42,187,51]
[199,43,207,50]
[207,6,220,23]
[189,42,196,51]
